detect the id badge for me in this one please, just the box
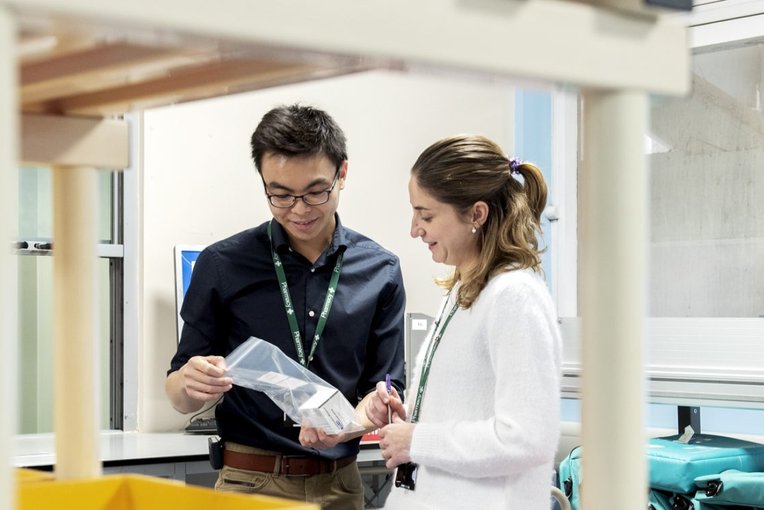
[208,437,224,469]
[394,462,418,491]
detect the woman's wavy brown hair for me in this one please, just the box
[411,134,548,308]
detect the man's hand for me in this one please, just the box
[166,355,233,413]
[180,355,232,401]
[299,426,347,449]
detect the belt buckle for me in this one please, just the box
[280,455,311,477]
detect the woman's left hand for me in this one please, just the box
[378,416,415,469]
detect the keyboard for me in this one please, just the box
[184,417,218,434]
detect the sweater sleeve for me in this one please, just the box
[409,277,561,478]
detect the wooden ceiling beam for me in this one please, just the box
[29,59,339,115]
[21,42,186,103]
[22,42,173,84]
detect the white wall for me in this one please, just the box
[140,69,516,431]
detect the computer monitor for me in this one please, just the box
[405,312,433,391]
[174,244,220,433]
[173,244,206,343]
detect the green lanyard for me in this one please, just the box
[410,294,459,423]
[267,220,343,366]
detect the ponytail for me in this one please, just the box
[512,162,547,226]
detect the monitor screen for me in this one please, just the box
[174,244,206,343]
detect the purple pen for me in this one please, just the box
[385,373,392,423]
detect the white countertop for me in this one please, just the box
[14,431,383,468]
[13,431,210,467]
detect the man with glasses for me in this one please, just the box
[166,104,406,509]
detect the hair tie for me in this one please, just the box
[508,157,522,175]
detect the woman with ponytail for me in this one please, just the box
[375,134,562,509]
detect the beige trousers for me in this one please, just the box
[214,442,364,510]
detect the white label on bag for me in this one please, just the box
[258,371,308,390]
[677,425,695,444]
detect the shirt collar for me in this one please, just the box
[271,214,348,257]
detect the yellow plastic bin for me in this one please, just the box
[14,468,54,484]
[18,474,319,510]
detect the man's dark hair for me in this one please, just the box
[250,104,347,173]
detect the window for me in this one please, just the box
[560,38,764,411]
[648,42,764,318]
[17,166,124,433]
[559,38,764,428]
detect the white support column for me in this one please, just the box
[0,7,18,510]
[580,90,648,510]
[52,165,102,479]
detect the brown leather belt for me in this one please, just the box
[223,449,356,476]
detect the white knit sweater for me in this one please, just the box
[384,269,562,510]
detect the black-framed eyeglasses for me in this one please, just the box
[265,169,340,209]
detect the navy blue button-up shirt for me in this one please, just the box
[169,216,406,459]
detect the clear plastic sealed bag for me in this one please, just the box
[224,336,365,435]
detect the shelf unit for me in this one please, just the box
[0,1,689,510]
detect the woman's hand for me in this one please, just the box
[378,416,415,469]
[365,380,407,428]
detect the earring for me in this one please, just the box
[471,226,477,234]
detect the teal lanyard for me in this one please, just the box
[267,220,343,366]
[410,294,459,423]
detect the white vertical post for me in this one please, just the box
[52,165,102,479]
[580,90,648,510]
[0,7,18,510]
